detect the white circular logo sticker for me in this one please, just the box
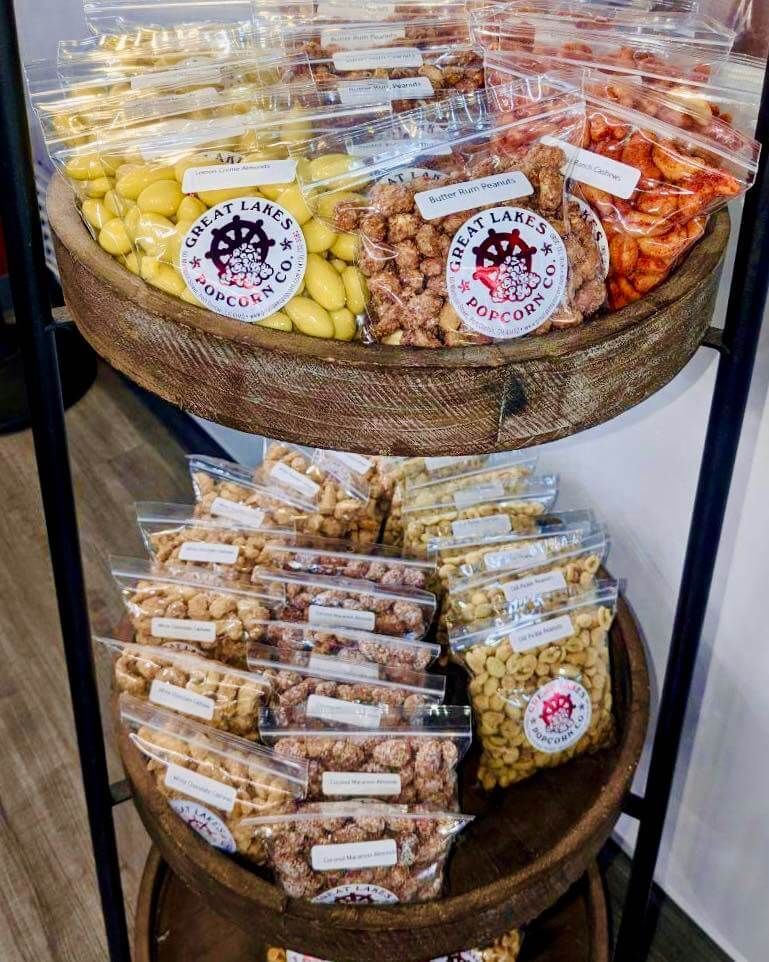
[312,883,399,905]
[524,677,592,754]
[569,194,610,279]
[169,799,237,852]
[286,952,329,962]
[180,196,306,322]
[431,952,482,961]
[446,205,568,339]
[375,166,443,189]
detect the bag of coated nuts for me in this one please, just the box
[451,582,619,789]
[298,80,606,347]
[119,694,309,862]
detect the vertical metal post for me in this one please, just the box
[0,3,131,961]
[613,54,769,962]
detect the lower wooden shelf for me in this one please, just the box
[134,848,609,962]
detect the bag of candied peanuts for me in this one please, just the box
[81,88,391,333]
[451,580,619,790]
[119,694,308,860]
[485,54,760,309]
[297,79,609,346]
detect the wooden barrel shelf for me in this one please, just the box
[117,597,647,961]
[48,175,729,457]
[135,848,609,962]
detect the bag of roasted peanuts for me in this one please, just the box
[451,580,619,789]
[255,618,442,670]
[119,694,308,859]
[135,502,295,584]
[444,530,610,633]
[267,926,523,962]
[261,703,471,806]
[311,449,396,519]
[430,510,600,585]
[298,80,609,346]
[110,555,284,664]
[244,801,472,901]
[484,57,759,309]
[400,474,559,558]
[253,568,438,639]
[83,90,391,333]
[402,454,540,509]
[97,636,272,737]
[247,642,446,723]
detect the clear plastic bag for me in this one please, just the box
[97,636,272,737]
[136,501,295,584]
[111,555,285,664]
[451,582,618,789]
[400,475,559,558]
[260,704,471,805]
[244,802,472,901]
[253,568,438,638]
[119,693,308,859]
[298,80,608,346]
[443,532,611,632]
[252,618,442,669]
[83,0,254,34]
[247,642,446,722]
[402,456,541,513]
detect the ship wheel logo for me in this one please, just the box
[540,690,576,734]
[205,214,276,290]
[472,228,542,305]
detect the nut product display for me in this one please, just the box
[137,502,294,584]
[443,531,610,632]
[119,694,308,860]
[247,642,446,723]
[260,704,472,806]
[255,568,438,639]
[300,81,607,346]
[248,619,442,670]
[245,802,473,901]
[98,636,272,738]
[451,582,618,789]
[111,556,283,665]
[400,475,559,558]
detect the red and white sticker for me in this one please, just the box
[169,799,237,852]
[524,677,592,753]
[311,882,399,904]
[180,197,306,323]
[446,205,568,340]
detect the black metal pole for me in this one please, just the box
[0,3,132,961]
[613,56,769,962]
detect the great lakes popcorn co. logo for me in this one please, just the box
[447,205,567,339]
[180,196,306,322]
[169,799,237,852]
[524,677,592,754]
[312,883,399,905]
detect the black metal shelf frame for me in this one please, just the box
[1,1,768,958]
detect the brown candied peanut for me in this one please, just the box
[261,542,435,591]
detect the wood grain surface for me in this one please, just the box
[48,176,730,456]
[117,600,648,962]
[134,850,609,962]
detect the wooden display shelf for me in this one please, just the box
[117,598,647,961]
[135,848,609,962]
[48,176,729,457]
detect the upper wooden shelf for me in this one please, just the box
[48,175,729,456]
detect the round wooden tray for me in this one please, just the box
[118,598,647,961]
[48,175,729,456]
[135,848,609,962]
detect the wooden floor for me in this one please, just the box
[0,365,731,962]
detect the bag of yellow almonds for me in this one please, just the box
[83,89,391,335]
[451,580,619,790]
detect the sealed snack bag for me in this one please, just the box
[98,637,272,738]
[111,555,284,664]
[247,642,446,722]
[119,694,308,859]
[254,619,441,669]
[299,81,607,346]
[402,455,540,509]
[254,568,438,638]
[311,448,396,520]
[136,502,295,584]
[451,581,618,789]
[485,58,759,308]
[82,0,254,34]
[261,704,471,806]
[246,802,472,901]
